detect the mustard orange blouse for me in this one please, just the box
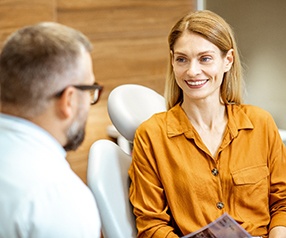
[129,104,286,238]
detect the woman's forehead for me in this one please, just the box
[173,31,220,55]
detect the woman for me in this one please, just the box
[129,10,286,238]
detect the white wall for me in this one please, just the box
[205,0,286,129]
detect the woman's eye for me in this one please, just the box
[175,57,186,63]
[200,56,212,62]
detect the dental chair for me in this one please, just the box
[107,84,166,154]
[87,84,166,238]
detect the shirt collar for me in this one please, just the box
[226,104,254,138]
[166,104,254,139]
[0,113,67,158]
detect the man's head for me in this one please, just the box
[0,22,99,151]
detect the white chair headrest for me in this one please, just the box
[279,129,286,142]
[108,84,166,142]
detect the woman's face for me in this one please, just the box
[172,31,233,104]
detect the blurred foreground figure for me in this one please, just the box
[0,22,103,237]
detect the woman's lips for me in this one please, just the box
[186,79,208,86]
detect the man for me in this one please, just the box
[0,22,103,237]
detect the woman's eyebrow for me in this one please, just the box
[173,50,216,56]
[197,50,216,56]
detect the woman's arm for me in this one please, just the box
[129,130,179,238]
[267,116,286,235]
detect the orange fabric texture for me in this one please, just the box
[129,104,286,238]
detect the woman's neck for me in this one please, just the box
[181,98,228,158]
[181,99,226,131]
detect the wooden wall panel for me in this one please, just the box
[0,0,56,49]
[57,0,194,85]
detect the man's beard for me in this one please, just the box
[64,119,86,151]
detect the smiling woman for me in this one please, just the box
[128,10,286,238]
[171,31,233,104]
[166,11,242,109]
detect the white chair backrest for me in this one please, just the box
[87,139,137,238]
[279,129,286,143]
[108,84,166,142]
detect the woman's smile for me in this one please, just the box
[185,79,209,87]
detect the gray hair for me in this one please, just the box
[0,22,92,117]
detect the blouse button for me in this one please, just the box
[211,168,219,176]
[216,202,224,210]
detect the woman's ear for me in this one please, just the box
[56,86,77,119]
[224,49,234,72]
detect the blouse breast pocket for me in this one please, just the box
[231,165,270,222]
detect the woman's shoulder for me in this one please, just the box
[231,104,274,124]
[237,104,272,116]
[137,104,183,131]
[138,111,167,131]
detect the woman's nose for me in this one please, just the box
[187,61,201,77]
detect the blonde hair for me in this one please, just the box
[164,10,243,110]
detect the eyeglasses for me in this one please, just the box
[54,82,103,105]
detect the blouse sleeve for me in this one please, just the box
[267,115,286,229]
[129,126,179,238]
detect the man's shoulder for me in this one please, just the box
[0,171,100,238]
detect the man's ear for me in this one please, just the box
[224,49,234,72]
[56,87,77,119]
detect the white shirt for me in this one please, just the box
[0,114,101,238]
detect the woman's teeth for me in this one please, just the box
[187,80,207,86]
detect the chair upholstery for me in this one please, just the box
[107,84,166,142]
[279,129,286,143]
[87,139,137,238]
